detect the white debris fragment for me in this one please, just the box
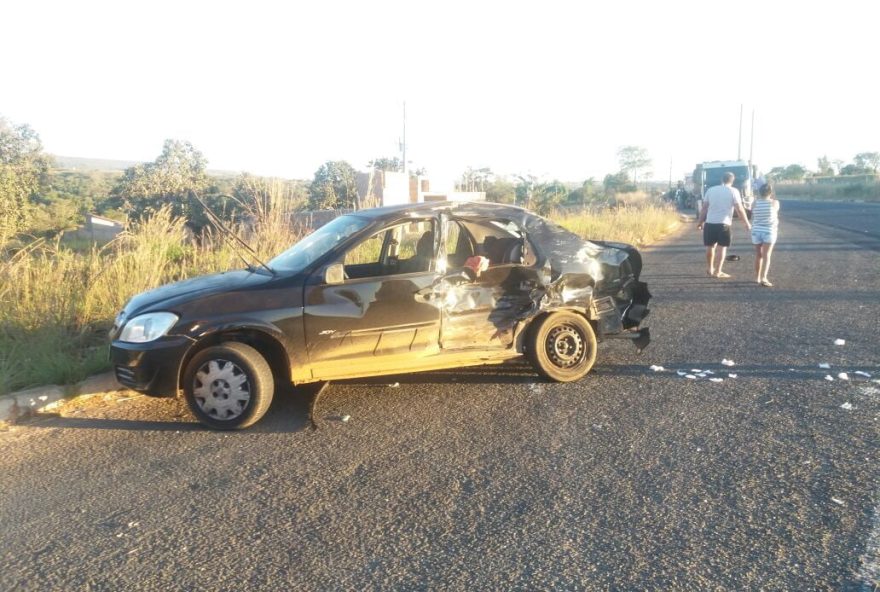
[691,369,702,373]
[831,497,845,506]
[649,365,665,372]
[127,521,139,528]
[677,370,687,376]
[709,378,724,383]
[388,382,400,388]
[834,338,845,346]
[818,363,831,369]
[697,373,707,378]
[728,373,738,378]
[837,372,850,381]
[685,374,697,380]
[341,415,351,423]
[840,402,853,410]
[824,375,835,381]
[704,370,715,375]
[721,359,735,367]
[854,371,871,378]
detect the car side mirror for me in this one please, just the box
[325,262,345,285]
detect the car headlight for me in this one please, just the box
[118,312,179,343]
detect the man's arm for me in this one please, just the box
[696,199,709,229]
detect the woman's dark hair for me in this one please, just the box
[759,183,773,198]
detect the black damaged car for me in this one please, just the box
[110,201,651,429]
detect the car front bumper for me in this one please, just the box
[110,335,195,397]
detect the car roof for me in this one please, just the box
[349,201,533,221]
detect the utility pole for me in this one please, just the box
[401,101,407,176]
[749,108,755,170]
[737,103,743,160]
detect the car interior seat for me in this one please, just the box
[401,230,434,273]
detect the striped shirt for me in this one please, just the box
[751,198,778,232]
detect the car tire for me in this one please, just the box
[527,311,597,382]
[183,342,274,430]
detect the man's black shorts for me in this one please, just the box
[703,223,731,247]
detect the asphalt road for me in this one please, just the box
[1,199,878,590]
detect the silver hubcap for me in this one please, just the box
[193,359,251,420]
[546,325,585,368]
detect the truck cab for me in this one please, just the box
[693,160,755,211]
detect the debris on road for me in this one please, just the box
[388,382,400,388]
[721,359,735,366]
[819,363,831,369]
[831,497,845,506]
[728,373,738,378]
[710,378,724,383]
[837,372,850,381]
[341,415,351,423]
[685,374,697,380]
[649,365,665,372]
[854,371,872,378]
[834,338,846,346]
[840,402,853,410]
[825,375,835,381]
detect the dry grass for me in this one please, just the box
[0,180,304,395]
[551,203,680,247]
[0,198,679,395]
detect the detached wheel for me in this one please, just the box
[183,342,274,430]
[527,311,598,382]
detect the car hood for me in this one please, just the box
[122,269,275,317]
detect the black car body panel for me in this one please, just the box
[110,201,651,396]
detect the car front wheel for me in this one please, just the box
[527,311,598,382]
[183,342,274,430]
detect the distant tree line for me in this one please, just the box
[766,152,880,182]
[1,112,677,245]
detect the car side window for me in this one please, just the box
[457,219,536,266]
[343,220,435,279]
[444,220,474,268]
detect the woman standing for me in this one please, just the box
[751,183,780,286]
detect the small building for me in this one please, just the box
[357,171,485,207]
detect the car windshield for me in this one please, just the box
[705,166,750,188]
[268,214,371,274]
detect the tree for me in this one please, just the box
[367,157,403,172]
[568,178,601,206]
[485,177,516,204]
[111,139,209,219]
[617,146,652,184]
[816,155,834,176]
[308,160,359,210]
[853,152,880,173]
[783,164,807,181]
[532,180,568,214]
[0,116,52,244]
[515,173,539,208]
[603,170,634,195]
[458,166,494,192]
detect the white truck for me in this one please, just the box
[692,160,755,212]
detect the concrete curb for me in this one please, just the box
[0,372,121,425]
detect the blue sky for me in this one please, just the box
[3,0,877,188]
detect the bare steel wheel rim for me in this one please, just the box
[193,359,251,420]
[546,324,586,369]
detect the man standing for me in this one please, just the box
[696,172,751,278]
